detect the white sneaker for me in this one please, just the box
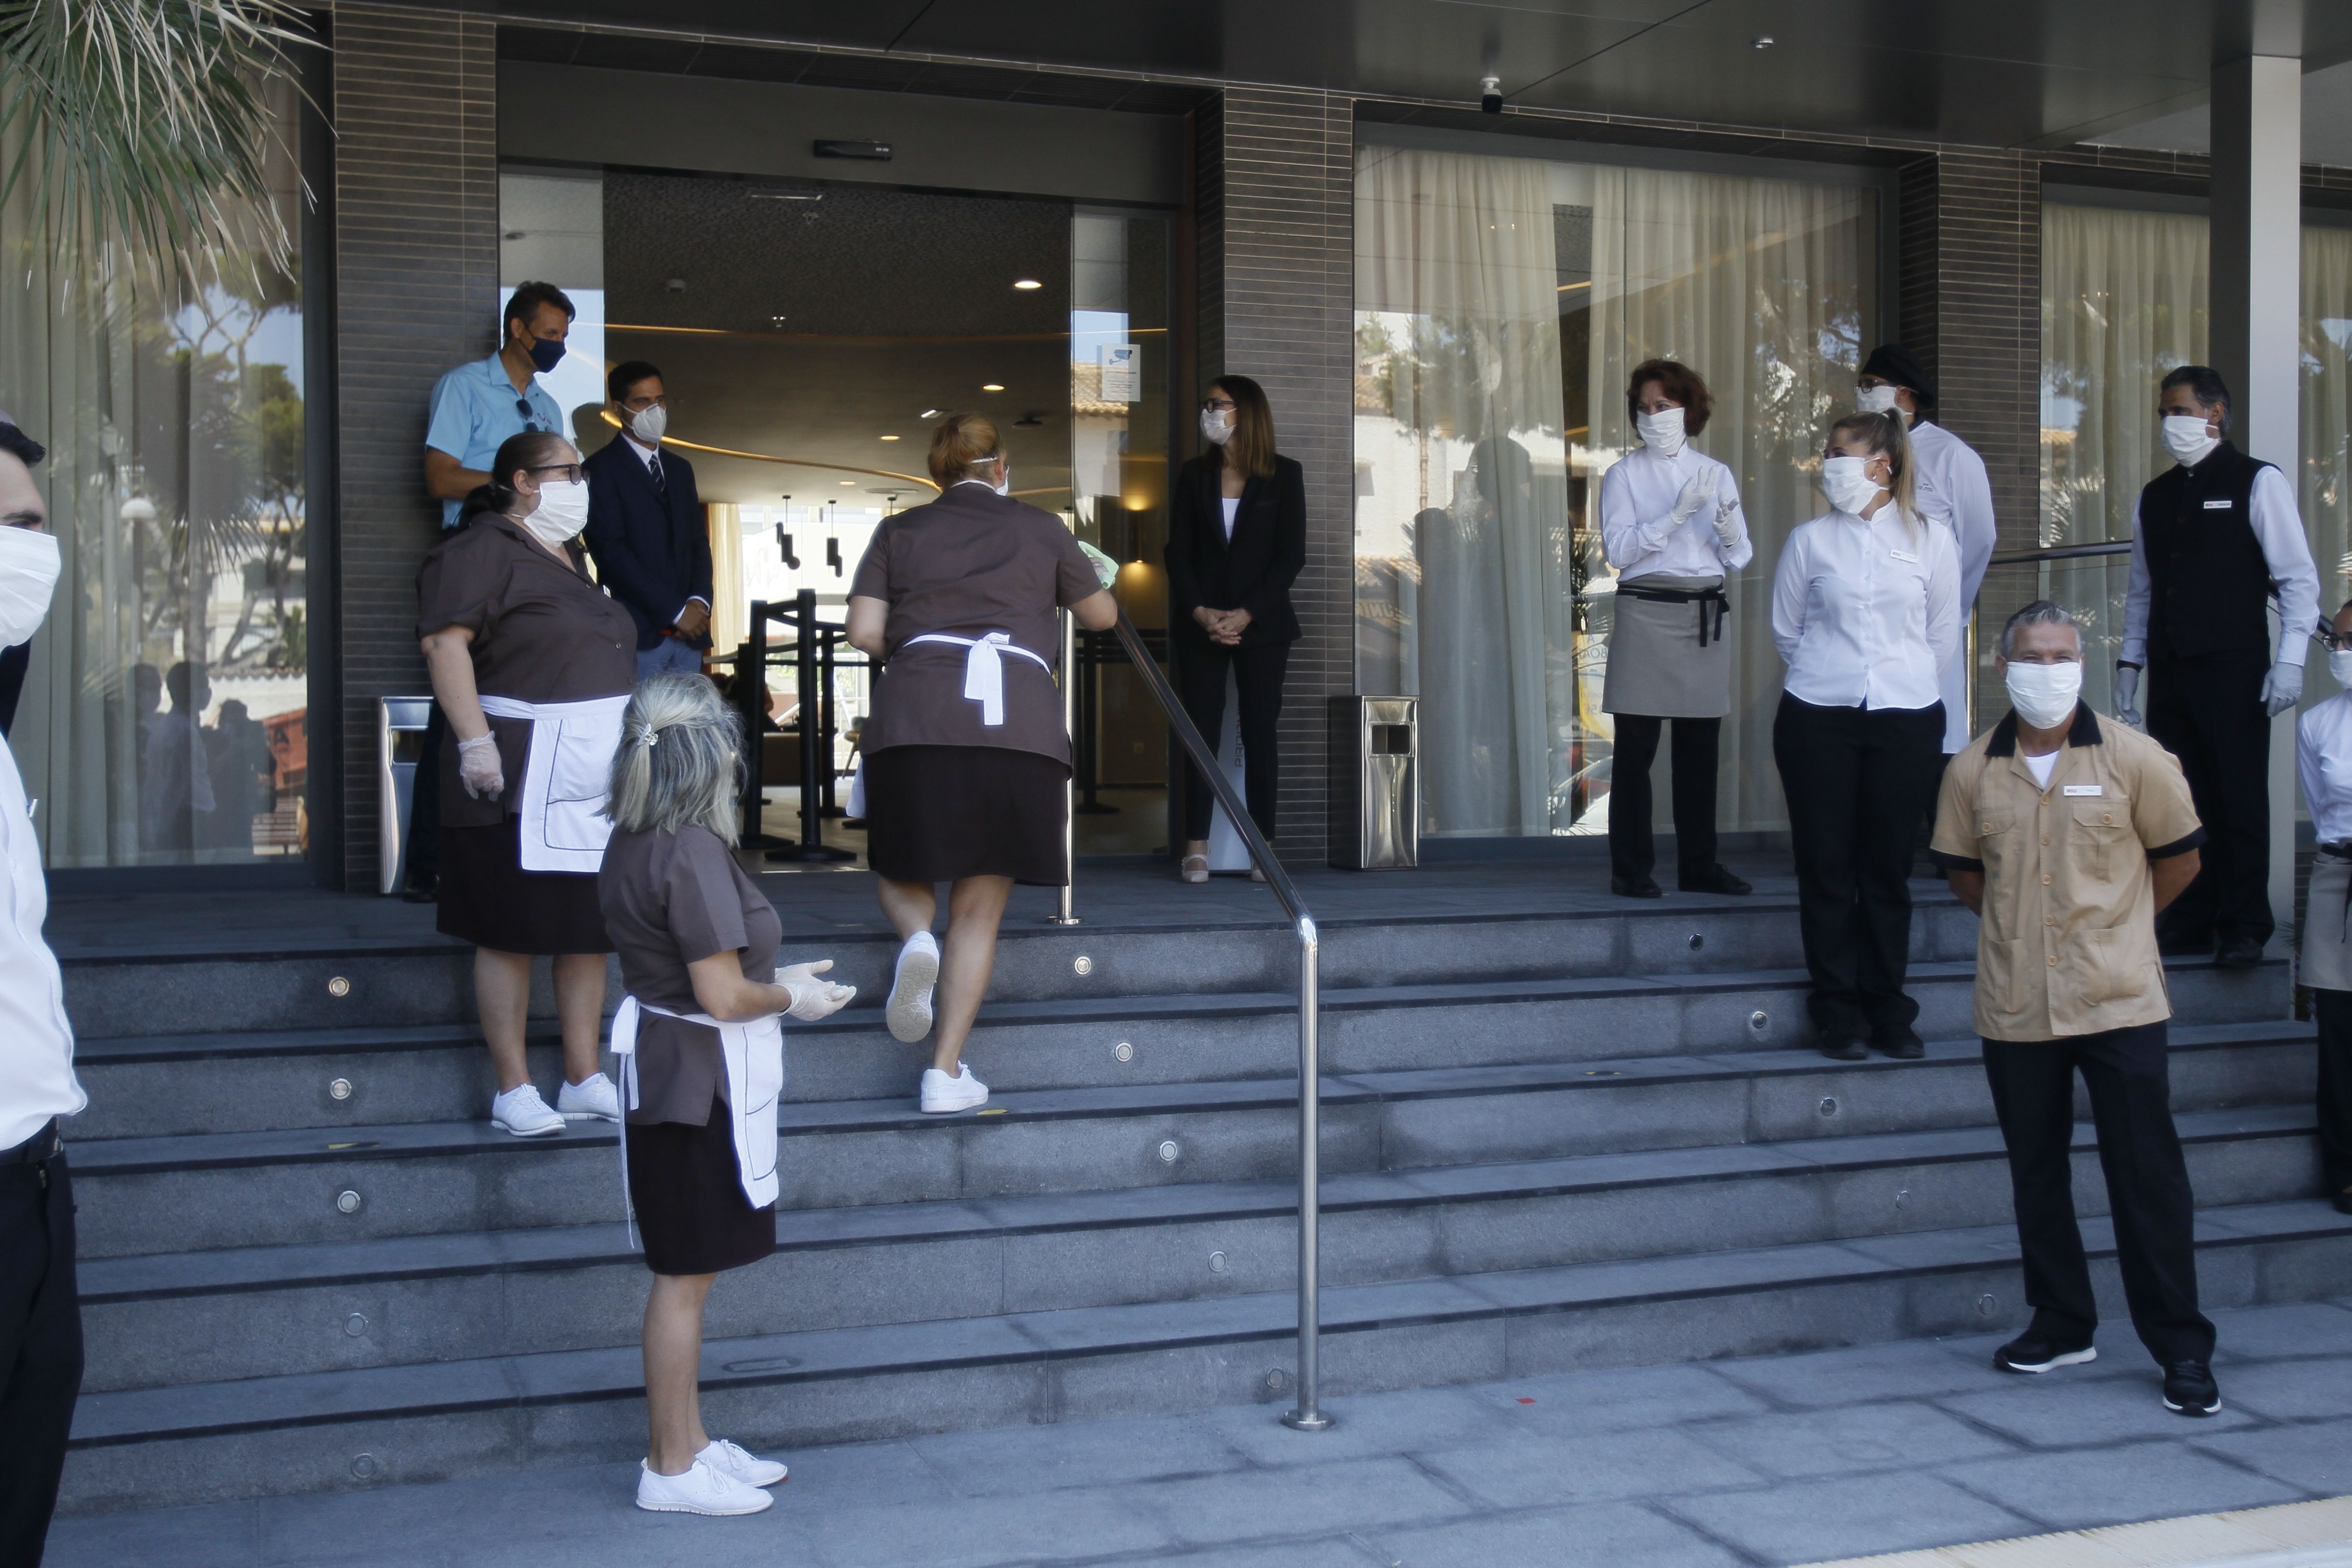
[636,1457,774,1516]
[490,1083,565,1137]
[697,1437,787,1487]
[920,1062,988,1114]
[557,1072,621,1122]
[887,931,940,1042]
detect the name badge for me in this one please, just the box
[1890,549,1920,563]
[2063,784,2103,796]
[2202,499,2233,510]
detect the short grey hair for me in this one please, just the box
[604,674,744,844]
[1999,599,2084,659]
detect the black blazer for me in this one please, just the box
[1164,452,1306,648]
[583,438,715,651]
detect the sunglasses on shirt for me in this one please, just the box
[514,397,550,434]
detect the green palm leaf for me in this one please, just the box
[0,0,310,283]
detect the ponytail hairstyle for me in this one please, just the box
[1827,409,1921,542]
[927,412,1004,486]
[603,674,745,844]
[459,429,574,527]
[1208,374,1277,481]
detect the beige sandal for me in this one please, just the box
[1179,854,1209,884]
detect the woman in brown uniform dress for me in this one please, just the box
[598,674,853,1516]
[847,414,1119,1114]
[417,430,637,1138]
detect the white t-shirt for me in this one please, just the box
[2023,749,2059,789]
[1221,496,1239,541]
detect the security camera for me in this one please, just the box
[1481,75,1503,114]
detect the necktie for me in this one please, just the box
[648,452,666,496]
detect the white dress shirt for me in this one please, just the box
[2301,692,2352,844]
[2121,463,2320,669]
[0,730,80,1151]
[1908,421,1997,751]
[623,434,710,626]
[1597,444,1753,580]
[1773,504,1962,711]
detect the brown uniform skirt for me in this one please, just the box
[864,744,1071,885]
[435,819,613,955]
[626,1092,777,1277]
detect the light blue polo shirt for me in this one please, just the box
[425,354,567,529]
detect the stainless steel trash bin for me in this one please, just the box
[1327,696,1418,870]
[378,696,433,895]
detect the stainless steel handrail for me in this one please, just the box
[1103,608,1330,1433]
[1985,539,2133,566]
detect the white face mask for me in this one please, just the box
[0,526,60,647]
[992,464,1011,498]
[2005,659,2082,731]
[2330,649,2352,690]
[1200,406,1234,446]
[1820,454,1884,516]
[1635,406,1686,456]
[524,478,588,545]
[2162,414,2220,468]
[1855,385,1902,417]
[626,404,668,445]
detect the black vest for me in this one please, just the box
[2139,441,2274,662]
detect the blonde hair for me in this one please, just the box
[928,412,1003,486]
[604,674,743,844]
[1828,409,1921,541]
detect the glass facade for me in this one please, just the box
[1353,144,1877,840]
[0,76,310,868]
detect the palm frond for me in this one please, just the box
[0,0,311,286]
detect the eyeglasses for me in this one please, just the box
[525,463,583,484]
[1201,397,1237,412]
[2316,626,2352,653]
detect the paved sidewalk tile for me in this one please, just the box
[1668,1472,2033,1564]
[2206,1301,2352,1363]
[1147,1540,1379,1568]
[1688,1399,2021,1479]
[1368,1500,1749,1568]
[1458,1363,1772,1435]
[1127,1457,1469,1548]
[904,1412,1247,1497]
[1412,1427,1763,1510]
[2193,1420,2352,1496]
[1712,1338,2020,1409]
[793,1485,1172,1568]
[1937,1373,2259,1448]
[43,1498,259,1568]
[2214,1356,2352,1422]
[1188,1386,1497,1467]
[1935,1441,2304,1532]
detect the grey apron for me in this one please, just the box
[2306,851,2352,993]
[1601,572,1732,719]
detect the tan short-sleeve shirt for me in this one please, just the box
[1931,705,2205,1041]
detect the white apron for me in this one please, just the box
[901,631,1052,727]
[607,995,786,1248]
[476,693,629,871]
[2306,853,2352,994]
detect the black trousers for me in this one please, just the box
[1607,714,1720,883]
[2146,651,2272,949]
[405,700,446,889]
[1772,695,1946,1039]
[0,1130,82,1568]
[1176,636,1290,843]
[1982,1023,2215,1366]
[2315,991,2352,1197]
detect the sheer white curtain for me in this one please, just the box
[2303,225,2352,620]
[1355,147,1575,836]
[1588,166,1874,834]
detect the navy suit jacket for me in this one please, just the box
[583,438,715,651]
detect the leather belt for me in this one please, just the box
[1616,580,1731,647]
[1,1118,61,1165]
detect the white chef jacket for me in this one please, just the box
[2300,692,2352,844]
[1772,504,1961,711]
[1597,444,1753,580]
[0,726,80,1152]
[1908,421,1997,751]
[2120,463,2320,670]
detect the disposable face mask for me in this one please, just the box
[1855,385,1901,416]
[0,525,60,647]
[527,335,566,375]
[627,404,668,445]
[2162,414,2219,468]
[1200,406,1234,446]
[526,478,588,545]
[1635,406,1686,455]
[1820,454,1883,515]
[2331,649,2352,690]
[2005,659,2083,731]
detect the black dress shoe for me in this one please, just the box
[1817,1033,1869,1062]
[2162,1360,2221,1416]
[1678,865,1753,896]
[1994,1332,2096,1374]
[1610,874,1663,899]
[400,880,437,905]
[2214,935,2265,969]
[1874,1026,1925,1060]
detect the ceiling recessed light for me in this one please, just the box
[981,383,1004,392]
[920,409,940,418]
[879,434,900,441]
[1013,279,1042,290]
[1752,35,1773,48]
[839,479,856,486]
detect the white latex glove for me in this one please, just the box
[2262,659,2305,718]
[780,959,855,1022]
[1669,468,1718,525]
[456,733,503,799]
[2112,666,2141,727]
[1711,495,1740,549]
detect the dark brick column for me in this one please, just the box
[1194,87,1355,858]
[330,4,499,891]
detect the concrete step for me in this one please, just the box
[62,1020,2313,1257]
[66,956,2290,1139]
[71,1095,2328,1393]
[58,1196,2352,1513]
[56,893,1985,1039]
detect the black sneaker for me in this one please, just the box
[1610,874,1663,899]
[1816,1033,1869,1062]
[1874,1026,1925,1060]
[2162,1360,2221,1416]
[1678,865,1753,896]
[1994,1332,2096,1373]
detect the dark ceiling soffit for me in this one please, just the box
[2040,147,2352,211]
[1354,101,1927,172]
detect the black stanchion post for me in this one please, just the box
[1075,628,1118,815]
[819,622,843,818]
[769,587,854,863]
[740,604,769,845]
